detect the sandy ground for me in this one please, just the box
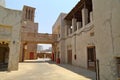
[0,59,96,80]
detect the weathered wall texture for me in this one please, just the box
[65,23,95,68]
[19,5,38,61]
[93,0,120,79]
[0,0,5,7]
[52,13,67,63]
[53,0,120,80]
[20,20,38,61]
[24,43,37,60]
[0,6,22,70]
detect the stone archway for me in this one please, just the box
[0,42,9,71]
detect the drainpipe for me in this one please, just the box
[96,59,100,80]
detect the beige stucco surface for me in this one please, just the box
[0,0,5,7]
[93,0,120,79]
[52,13,67,63]
[0,6,22,70]
[53,12,95,68]
[66,23,95,68]
[0,0,119,79]
[53,0,120,80]
[20,20,38,60]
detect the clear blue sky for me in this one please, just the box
[5,0,79,49]
[6,0,79,33]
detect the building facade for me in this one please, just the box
[93,0,120,79]
[0,1,57,71]
[0,5,22,71]
[0,1,39,70]
[52,13,67,63]
[53,0,120,80]
[19,5,57,61]
[19,5,38,61]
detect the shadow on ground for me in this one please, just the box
[20,59,96,80]
[48,61,96,80]
[23,60,46,63]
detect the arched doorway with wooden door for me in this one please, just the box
[0,42,9,71]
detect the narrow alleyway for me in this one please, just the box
[0,59,96,80]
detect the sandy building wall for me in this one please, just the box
[0,6,22,70]
[93,0,120,79]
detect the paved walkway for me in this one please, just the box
[0,59,96,80]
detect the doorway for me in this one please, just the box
[67,50,72,64]
[0,43,9,71]
[30,52,34,59]
[87,46,96,71]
